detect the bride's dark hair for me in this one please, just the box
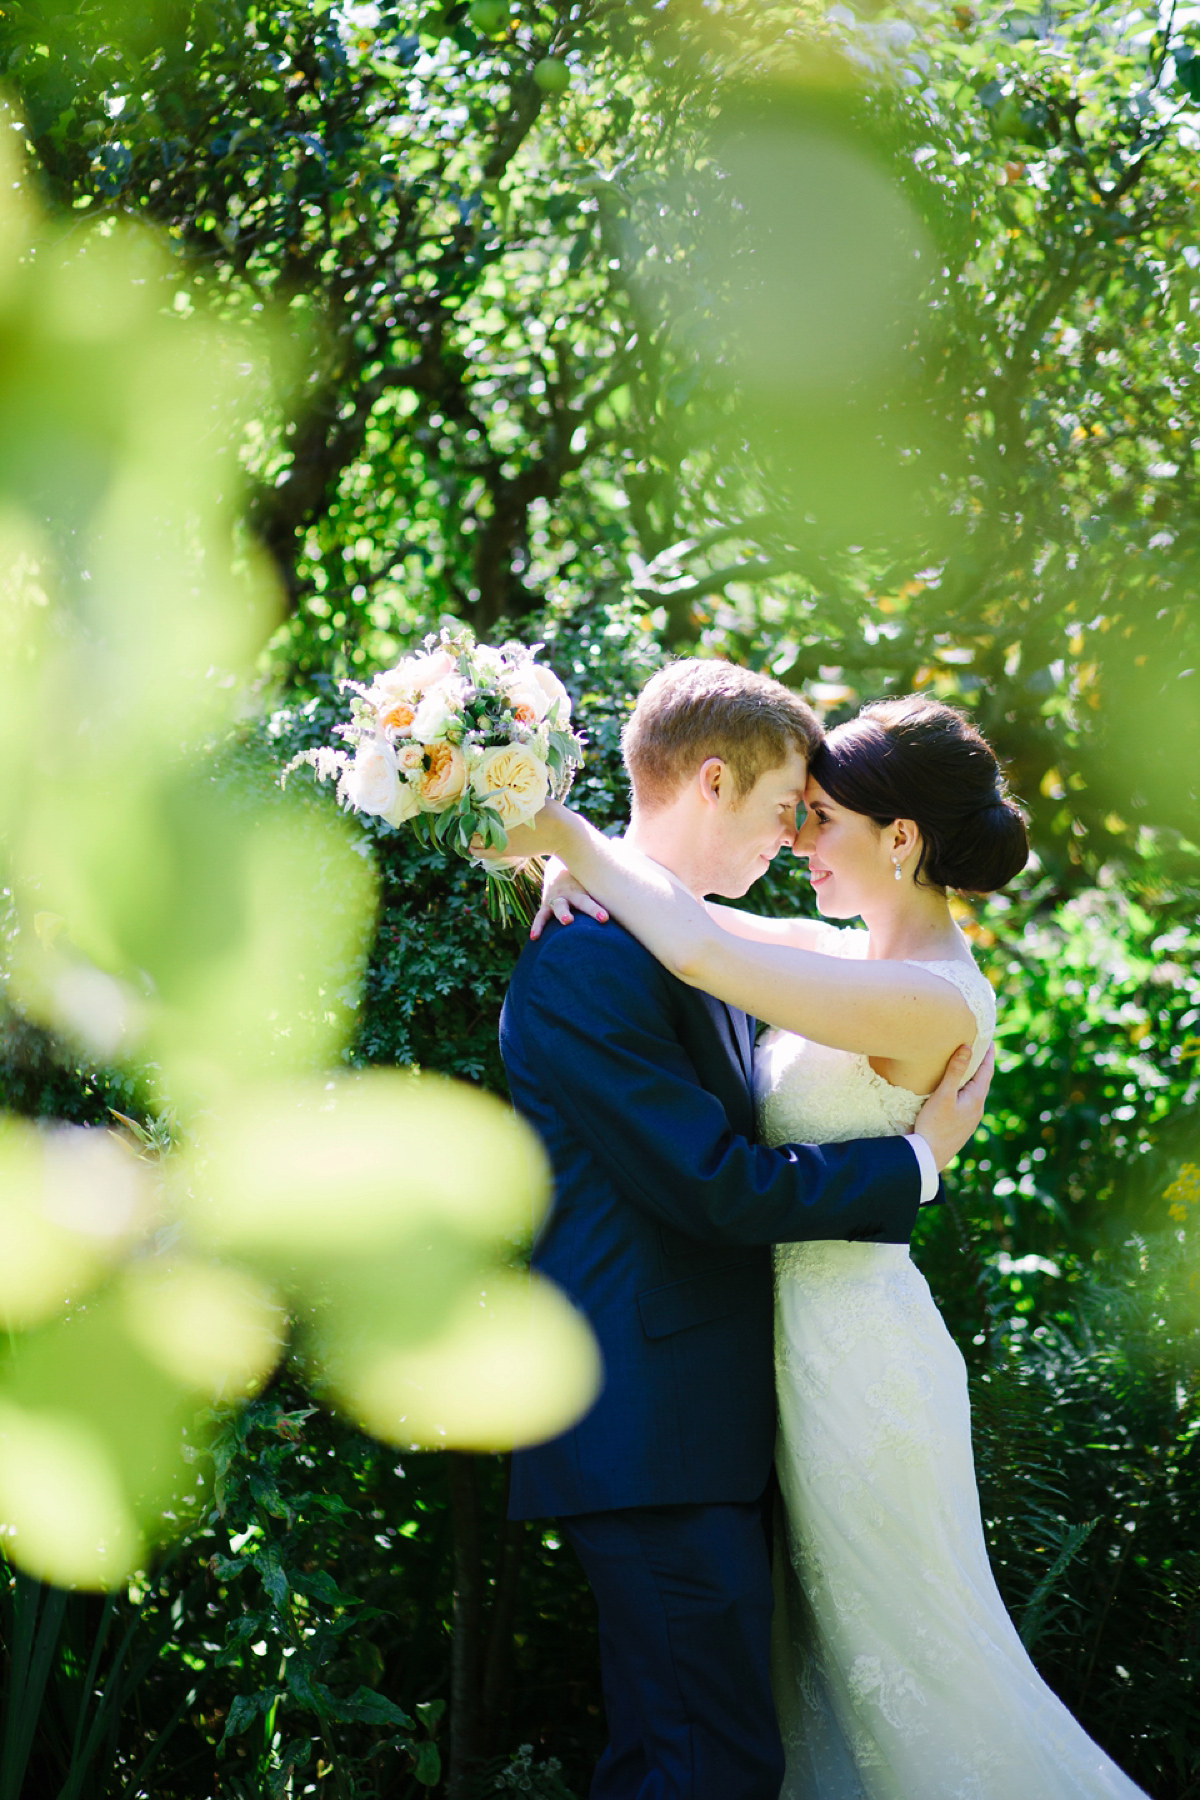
[808,695,1028,895]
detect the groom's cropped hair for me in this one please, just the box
[623,658,823,811]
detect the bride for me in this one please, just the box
[501,692,1147,1800]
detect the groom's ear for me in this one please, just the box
[696,756,727,810]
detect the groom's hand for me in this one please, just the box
[914,1042,995,1172]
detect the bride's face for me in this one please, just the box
[792,778,896,917]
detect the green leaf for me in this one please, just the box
[209,1554,247,1580]
[1176,42,1200,101]
[413,1740,442,1785]
[335,1685,415,1727]
[293,1567,360,1609]
[247,1468,290,1518]
[220,1687,281,1749]
[284,1663,340,1715]
[255,1543,289,1609]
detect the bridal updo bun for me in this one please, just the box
[809,695,1029,895]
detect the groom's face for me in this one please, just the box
[703,749,808,897]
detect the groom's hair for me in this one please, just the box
[623,659,823,811]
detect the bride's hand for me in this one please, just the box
[914,1042,995,1171]
[470,797,574,865]
[530,856,609,940]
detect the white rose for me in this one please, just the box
[530,662,572,724]
[370,664,417,708]
[470,743,551,831]
[502,672,550,726]
[411,676,466,743]
[408,648,457,693]
[383,777,421,825]
[344,735,400,818]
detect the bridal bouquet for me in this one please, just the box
[285,629,583,914]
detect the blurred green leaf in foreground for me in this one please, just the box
[0,119,599,1591]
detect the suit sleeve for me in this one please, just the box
[520,923,921,1247]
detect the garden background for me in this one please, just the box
[0,0,1199,1796]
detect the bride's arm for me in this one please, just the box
[526,805,973,1064]
[704,904,828,951]
[530,862,825,949]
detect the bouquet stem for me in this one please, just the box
[484,859,544,933]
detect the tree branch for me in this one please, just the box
[633,554,806,605]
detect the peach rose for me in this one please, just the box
[418,742,468,812]
[470,743,550,831]
[379,697,416,734]
[503,672,550,724]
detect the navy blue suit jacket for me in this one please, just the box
[502,916,923,1521]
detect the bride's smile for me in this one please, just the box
[793,777,920,921]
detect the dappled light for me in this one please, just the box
[0,0,1195,1795]
[0,97,600,1603]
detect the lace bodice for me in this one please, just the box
[754,921,996,1152]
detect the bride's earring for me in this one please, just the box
[893,858,903,882]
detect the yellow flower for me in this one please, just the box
[418,742,468,812]
[470,743,550,831]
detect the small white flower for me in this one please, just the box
[411,676,466,743]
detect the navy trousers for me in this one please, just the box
[561,1500,784,1800]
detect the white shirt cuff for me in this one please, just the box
[905,1133,940,1205]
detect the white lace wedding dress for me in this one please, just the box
[755,922,1147,1800]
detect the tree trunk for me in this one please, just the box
[446,1453,483,1800]
[481,1461,525,1751]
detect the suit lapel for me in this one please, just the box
[721,1003,754,1089]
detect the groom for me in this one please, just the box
[500,660,992,1800]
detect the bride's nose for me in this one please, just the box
[792,813,816,857]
